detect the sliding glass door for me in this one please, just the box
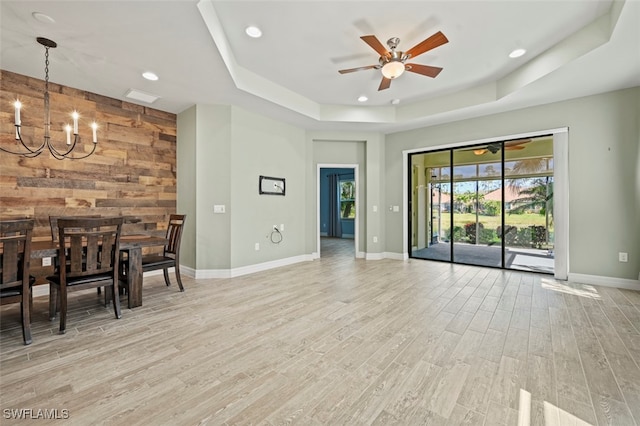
[409,135,555,273]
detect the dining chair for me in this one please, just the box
[50,214,110,297]
[121,214,187,292]
[0,219,35,345]
[48,217,124,334]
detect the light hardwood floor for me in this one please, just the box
[1,238,639,425]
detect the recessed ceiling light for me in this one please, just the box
[358,95,368,102]
[509,48,526,58]
[32,12,55,24]
[245,26,262,38]
[391,99,400,105]
[142,71,159,81]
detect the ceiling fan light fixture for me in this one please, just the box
[381,60,405,79]
[357,95,368,102]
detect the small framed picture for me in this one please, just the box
[259,175,285,196]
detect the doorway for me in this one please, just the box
[317,165,358,258]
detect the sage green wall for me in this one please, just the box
[196,104,233,270]
[385,87,640,281]
[176,105,197,269]
[177,104,233,270]
[229,106,307,268]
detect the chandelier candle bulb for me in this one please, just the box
[91,123,98,143]
[65,125,71,145]
[14,100,21,125]
[72,111,79,134]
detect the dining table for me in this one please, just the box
[30,234,168,308]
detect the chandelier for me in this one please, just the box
[1,37,98,160]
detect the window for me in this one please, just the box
[339,180,355,219]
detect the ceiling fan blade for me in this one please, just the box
[505,138,531,147]
[378,77,392,91]
[505,145,526,150]
[338,64,379,74]
[360,35,390,57]
[474,149,488,156]
[404,31,449,59]
[405,63,443,78]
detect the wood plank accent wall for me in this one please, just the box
[0,70,178,242]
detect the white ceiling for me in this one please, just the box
[1,0,639,134]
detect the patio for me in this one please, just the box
[412,242,554,274]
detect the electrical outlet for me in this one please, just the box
[42,257,52,267]
[280,223,284,231]
[254,243,260,251]
[619,252,628,262]
[373,236,378,243]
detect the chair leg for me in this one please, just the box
[29,288,33,323]
[112,282,122,319]
[163,269,172,287]
[104,286,113,307]
[59,286,67,334]
[175,264,185,292]
[21,296,33,345]
[49,285,58,320]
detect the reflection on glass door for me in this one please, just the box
[504,142,554,273]
[409,135,555,274]
[452,148,503,267]
[410,151,451,261]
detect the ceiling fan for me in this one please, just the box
[469,139,530,156]
[338,31,448,91]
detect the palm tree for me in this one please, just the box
[510,177,553,246]
[509,178,553,215]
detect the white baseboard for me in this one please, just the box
[194,254,314,279]
[568,273,640,291]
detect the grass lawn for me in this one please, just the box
[449,212,551,231]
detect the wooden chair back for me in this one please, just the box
[0,219,34,345]
[1,219,34,294]
[57,217,123,282]
[49,215,101,242]
[164,214,186,259]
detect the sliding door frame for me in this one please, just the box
[403,127,568,279]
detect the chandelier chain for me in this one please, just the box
[44,46,50,89]
[44,46,51,141]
